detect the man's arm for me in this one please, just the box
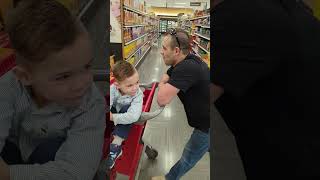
[157,82,179,107]
[159,74,169,84]
[210,83,224,104]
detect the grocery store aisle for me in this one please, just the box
[136,36,210,180]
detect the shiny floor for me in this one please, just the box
[134,38,210,180]
[212,106,246,180]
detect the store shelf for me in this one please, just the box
[150,33,158,41]
[194,33,210,40]
[192,48,201,57]
[77,0,95,19]
[189,15,210,21]
[198,45,210,54]
[124,24,147,27]
[125,33,149,46]
[124,5,147,16]
[125,40,150,60]
[193,40,209,54]
[134,46,151,68]
[201,25,210,28]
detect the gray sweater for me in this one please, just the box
[110,84,143,125]
[0,71,106,180]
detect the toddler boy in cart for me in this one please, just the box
[0,1,106,180]
[106,60,143,169]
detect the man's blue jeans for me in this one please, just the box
[165,128,210,180]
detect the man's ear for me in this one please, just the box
[175,47,180,55]
[12,65,33,86]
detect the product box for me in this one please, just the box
[128,56,135,65]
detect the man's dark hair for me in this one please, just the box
[5,0,83,64]
[166,28,191,55]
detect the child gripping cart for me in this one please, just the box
[107,60,143,169]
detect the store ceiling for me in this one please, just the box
[144,0,210,10]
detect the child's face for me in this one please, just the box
[15,32,93,107]
[115,71,140,97]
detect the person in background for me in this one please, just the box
[212,0,320,179]
[0,1,106,179]
[152,28,210,180]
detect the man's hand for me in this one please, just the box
[211,83,224,104]
[158,82,165,89]
[160,74,170,84]
[110,112,113,121]
[0,159,10,180]
[158,74,169,90]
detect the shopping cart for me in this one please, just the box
[101,77,164,180]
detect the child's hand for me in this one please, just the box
[110,112,113,121]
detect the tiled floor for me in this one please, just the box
[212,106,246,180]
[135,38,210,180]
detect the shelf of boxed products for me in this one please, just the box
[192,47,201,57]
[123,6,147,16]
[125,41,151,67]
[125,39,150,60]
[123,24,156,45]
[194,32,210,41]
[123,5,147,16]
[123,9,159,27]
[134,45,151,67]
[194,34,210,51]
[124,32,149,45]
[193,40,209,54]
[189,15,210,21]
[124,8,147,25]
[187,14,210,36]
[124,29,158,60]
[192,45,210,67]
